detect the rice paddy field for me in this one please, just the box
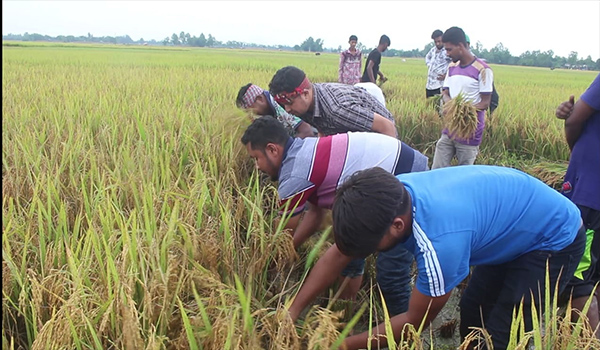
[3,42,599,350]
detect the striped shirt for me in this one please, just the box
[299,83,395,136]
[278,132,428,216]
[442,57,493,146]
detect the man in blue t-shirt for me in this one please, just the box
[287,165,585,350]
[556,73,600,338]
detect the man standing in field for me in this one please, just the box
[268,66,397,137]
[338,35,362,85]
[556,73,600,338]
[241,116,428,316]
[236,83,315,138]
[425,29,451,98]
[361,35,390,85]
[465,34,500,116]
[431,26,494,169]
[288,166,585,350]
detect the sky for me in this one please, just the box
[3,1,600,60]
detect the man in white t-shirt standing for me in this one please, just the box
[431,26,494,169]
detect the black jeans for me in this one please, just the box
[459,225,586,350]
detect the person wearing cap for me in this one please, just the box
[241,116,428,317]
[361,35,391,84]
[431,26,494,169]
[288,165,585,350]
[236,83,315,138]
[556,73,600,338]
[465,34,500,116]
[268,66,397,137]
[339,35,362,85]
[425,29,451,98]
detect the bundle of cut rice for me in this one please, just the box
[443,93,478,140]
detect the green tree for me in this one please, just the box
[567,51,579,65]
[171,33,180,45]
[198,33,207,47]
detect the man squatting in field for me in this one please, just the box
[288,165,585,350]
[268,65,397,137]
[432,26,494,169]
[556,73,600,338]
[241,116,428,316]
[235,83,315,138]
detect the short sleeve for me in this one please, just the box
[479,68,494,94]
[413,229,472,297]
[581,74,600,111]
[278,177,316,216]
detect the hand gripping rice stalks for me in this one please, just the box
[443,93,478,140]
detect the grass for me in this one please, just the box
[3,42,599,349]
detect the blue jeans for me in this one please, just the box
[342,243,414,315]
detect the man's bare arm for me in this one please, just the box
[291,204,325,249]
[288,244,354,321]
[371,113,397,137]
[341,288,451,350]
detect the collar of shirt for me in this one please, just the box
[278,137,295,179]
[312,84,322,119]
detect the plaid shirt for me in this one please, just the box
[301,83,395,136]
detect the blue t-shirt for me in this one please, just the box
[397,165,582,297]
[562,73,600,211]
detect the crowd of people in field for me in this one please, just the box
[234,26,600,350]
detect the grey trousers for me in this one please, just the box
[431,134,479,169]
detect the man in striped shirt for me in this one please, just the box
[268,66,397,137]
[241,116,428,315]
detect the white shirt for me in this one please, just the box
[425,46,451,90]
[354,82,386,107]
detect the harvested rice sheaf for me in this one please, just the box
[443,93,478,140]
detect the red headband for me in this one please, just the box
[274,77,310,105]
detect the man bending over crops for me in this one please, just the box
[556,73,600,338]
[431,26,494,169]
[289,166,585,350]
[241,116,428,316]
[268,66,397,137]
[236,83,315,138]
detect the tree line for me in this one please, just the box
[3,32,598,71]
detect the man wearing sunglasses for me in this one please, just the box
[268,66,397,137]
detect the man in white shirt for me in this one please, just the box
[425,29,451,98]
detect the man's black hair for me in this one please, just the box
[241,116,290,150]
[236,83,253,108]
[379,35,391,46]
[442,26,467,46]
[431,29,443,40]
[349,35,358,42]
[268,66,306,95]
[332,167,410,257]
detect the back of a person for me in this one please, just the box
[279,132,425,209]
[311,83,394,136]
[354,82,386,107]
[399,165,581,265]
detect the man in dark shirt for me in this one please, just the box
[361,35,390,84]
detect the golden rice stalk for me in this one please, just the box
[443,93,478,140]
